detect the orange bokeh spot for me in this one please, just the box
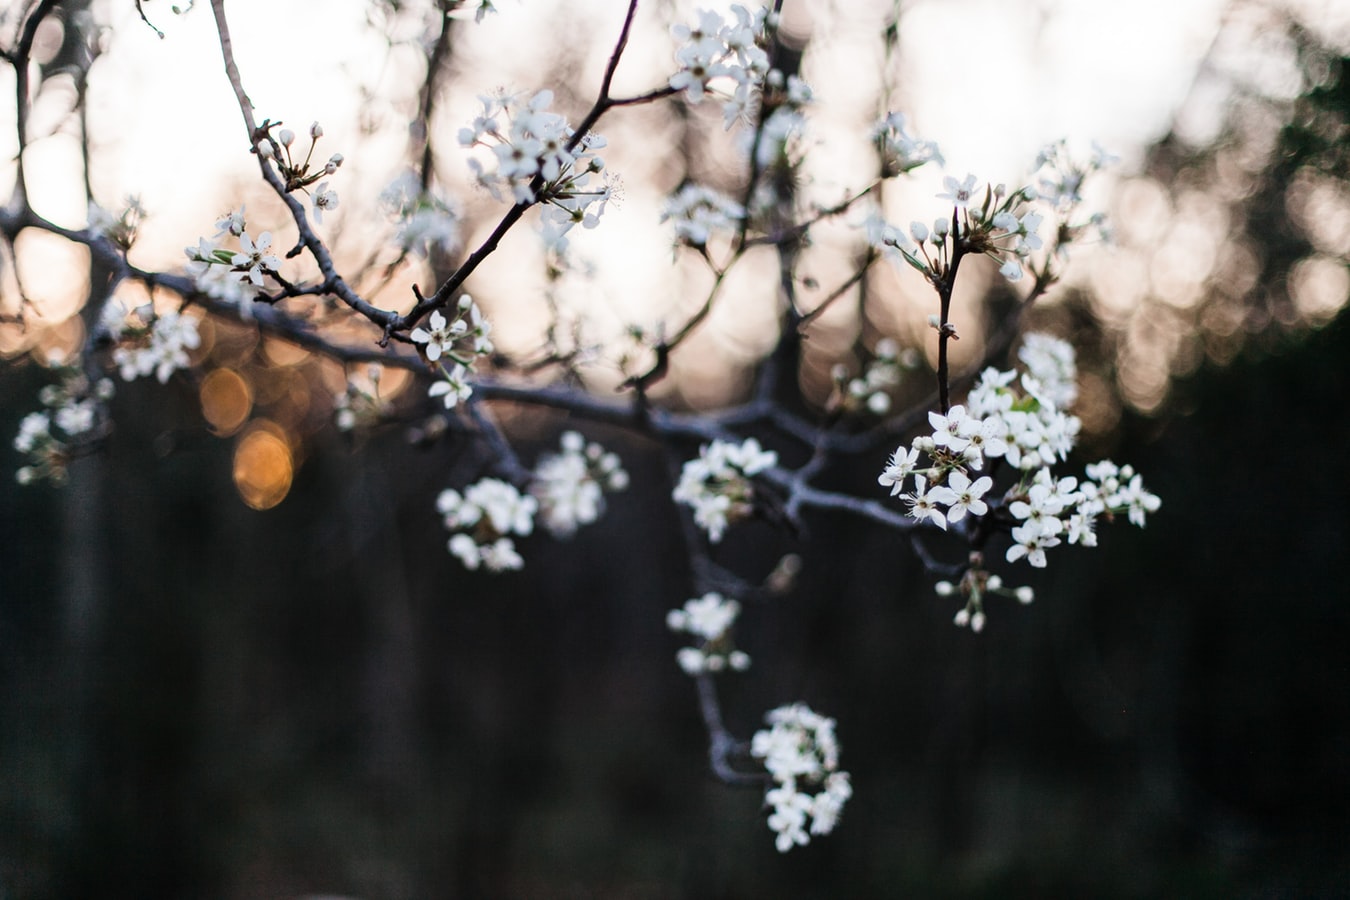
[232,421,293,511]
[200,368,253,437]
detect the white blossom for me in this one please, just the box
[751,704,851,852]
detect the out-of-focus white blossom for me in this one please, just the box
[529,431,627,537]
[437,477,537,572]
[751,704,851,852]
[672,438,776,542]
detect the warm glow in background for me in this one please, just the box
[4,0,1349,501]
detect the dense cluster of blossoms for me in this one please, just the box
[410,294,494,410]
[666,591,750,675]
[750,704,853,853]
[878,333,1161,627]
[668,4,772,125]
[12,365,114,485]
[437,477,537,572]
[183,206,289,313]
[529,431,629,538]
[660,183,746,247]
[100,300,201,385]
[672,437,777,543]
[458,88,613,249]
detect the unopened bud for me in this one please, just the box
[278,128,295,148]
[310,121,323,139]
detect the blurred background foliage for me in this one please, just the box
[2,0,1349,897]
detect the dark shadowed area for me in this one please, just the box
[2,312,1349,898]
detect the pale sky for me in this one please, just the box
[3,0,1257,391]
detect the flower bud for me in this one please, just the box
[310,121,323,139]
[257,139,276,160]
[278,128,295,148]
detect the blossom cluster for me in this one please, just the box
[12,366,114,485]
[529,430,629,538]
[921,173,1045,283]
[864,139,1119,289]
[100,300,202,384]
[668,5,772,126]
[830,337,918,417]
[459,88,612,242]
[437,477,537,571]
[255,120,344,218]
[411,294,494,410]
[858,175,1044,285]
[878,333,1160,623]
[184,207,285,312]
[672,437,777,543]
[666,591,750,675]
[660,183,746,247]
[750,704,853,852]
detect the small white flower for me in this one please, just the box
[943,471,992,523]
[231,231,280,286]
[311,182,339,224]
[878,445,919,496]
[937,173,979,208]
